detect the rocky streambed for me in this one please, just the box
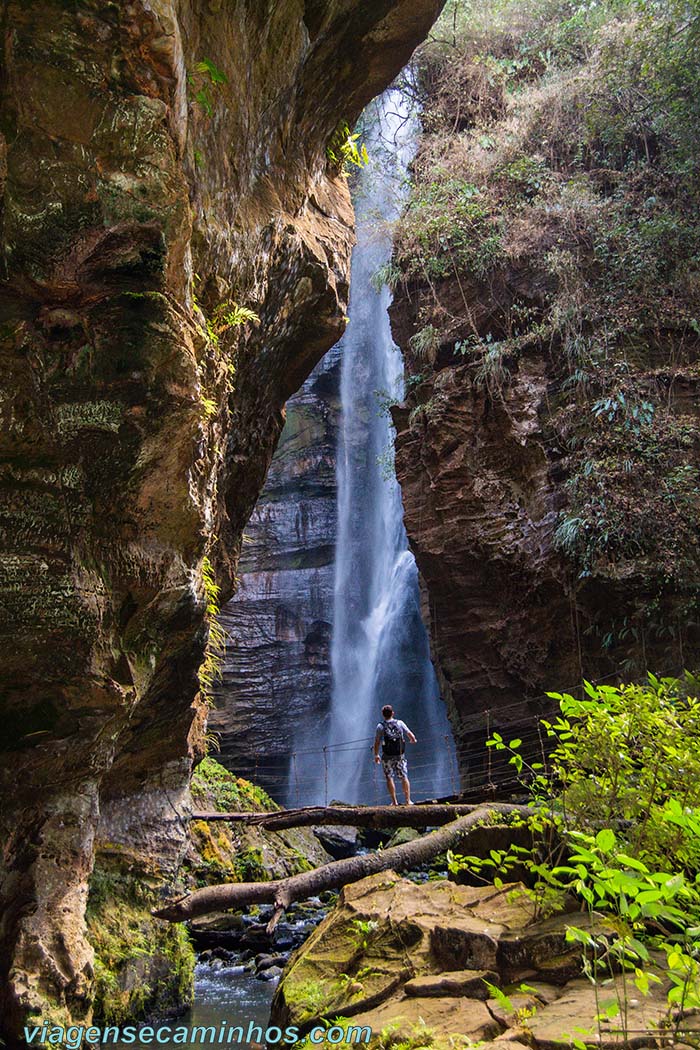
[270,871,674,1050]
[190,895,339,984]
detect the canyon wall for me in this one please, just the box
[209,346,341,800]
[0,1,444,1040]
[389,8,700,770]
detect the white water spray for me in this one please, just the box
[322,87,458,804]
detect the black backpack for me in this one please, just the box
[382,718,405,758]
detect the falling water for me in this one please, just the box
[319,86,458,805]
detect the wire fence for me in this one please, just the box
[222,701,554,806]
[221,673,625,807]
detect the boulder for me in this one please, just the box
[404,970,498,999]
[497,911,609,983]
[386,827,423,849]
[257,966,284,982]
[255,954,289,972]
[271,869,666,1049]
[271,874,537,1028]
[314,825,360,859]
[354,994,501,1049]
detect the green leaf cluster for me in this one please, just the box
[326,122,370,175]
[461,676,700,1037]
[188,57,228,118]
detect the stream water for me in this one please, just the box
[293,87,457,805]
[112,966,276,1050]
[170,966,275,1046]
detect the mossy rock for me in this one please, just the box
[86,863,195,1026]
[186,758,330,887]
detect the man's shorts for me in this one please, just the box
[382,755,408,780]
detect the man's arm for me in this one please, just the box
[399,720,417,744]
[373,725,382,763]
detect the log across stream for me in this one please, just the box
[156,803,527,929]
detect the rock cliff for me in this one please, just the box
[389,3,700,771]
[0,1,444,1040]
[208,346,341,802]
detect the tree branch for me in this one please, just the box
[156,803,527,928]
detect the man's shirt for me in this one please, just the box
[375,718,411,746]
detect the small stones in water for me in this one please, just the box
[255,953,288,972]
[193,899,330,979]
[256,965,283,982]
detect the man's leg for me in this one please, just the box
[384,773,398,805]
[400,775,412,805]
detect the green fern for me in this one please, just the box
[409,324,440,362]
[198,556,227,705]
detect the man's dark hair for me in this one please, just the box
[382,705,393,719]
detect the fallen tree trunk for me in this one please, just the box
[155,802,528,930]
[190,803,482,831]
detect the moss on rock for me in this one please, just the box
[86,861,195,1026]
[187,758,328,886]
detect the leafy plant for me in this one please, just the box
[351,918,378,950]
[188,57,228,117]
[591,391,655,434]
[327,121,369,174]
[197,555,227,704]
[371,261,402,292]
[464,675,700,1041]
[409,325,440,363]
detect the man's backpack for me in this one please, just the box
[382,719,405,758]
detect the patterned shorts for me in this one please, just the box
[382,755,408,780]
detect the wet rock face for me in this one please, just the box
[0,0,445,1039]
[208,347,341,796]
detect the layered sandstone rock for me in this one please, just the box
[208,345,341,798]
[0,1,445,1039]
[389,345,574,760]
[388,9,700,774]
[271,871,670,1050]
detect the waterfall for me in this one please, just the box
[313,86,458,805]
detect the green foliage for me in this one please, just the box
[409,325,441,363]
[350,918,378,950]
[371,261,403,293]
[542,677,700,866]
[376,1020,436,1050]
[327,122,369,174]
[191,756,277,813]
[87,867,195,1025]
[287,978,336,1024]
[396,180,503,282]
[551,405,700,584]
[396,0,700,619]
[454,675,700,1039]
[591,391,655,433]
[197,555,227,704]
[188,57,228,117]
[233,846,267,882]
[210,301,260,337]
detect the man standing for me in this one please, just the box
[373,704,417,805]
